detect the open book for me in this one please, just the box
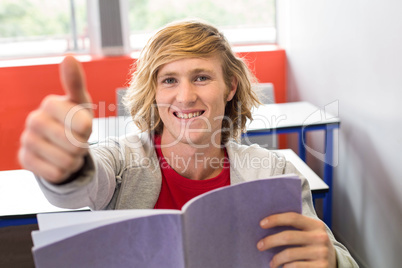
[32,174,302,268]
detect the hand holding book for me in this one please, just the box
[258,212,337,268]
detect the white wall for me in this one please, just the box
[277,1,402,267]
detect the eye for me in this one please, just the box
[195,76,209,82]
[163,77,177,84]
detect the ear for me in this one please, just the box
[226,77,238,101]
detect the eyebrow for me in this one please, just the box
[190,68,214,75]
[158,68,215,78]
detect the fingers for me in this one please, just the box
[60,55,92,108]
[40,95,93,140]
[18,133,85,183]
[257,213,328,251]
[26,104,91,154]
[21,129,85,170]
[260,212,326,231]
[256,212,336,268]
[19,103,90,183]
[270,246,331,268]
[19,146,69,183]
[257,229,329,251]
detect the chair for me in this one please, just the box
[255,83,276,104]
[241,83,278,149]
[116,87,129,116]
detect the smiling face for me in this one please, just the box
[155,56,237,148]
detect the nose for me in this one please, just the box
[176,81,197,104]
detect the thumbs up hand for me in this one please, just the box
[19,56,93,184]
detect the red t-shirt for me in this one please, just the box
[153,136,230,210]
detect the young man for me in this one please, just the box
[19,20,358,267]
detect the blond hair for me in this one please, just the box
[123,19,261,144]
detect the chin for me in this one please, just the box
[176,132,212,148]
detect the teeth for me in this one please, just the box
[176,111,202,119]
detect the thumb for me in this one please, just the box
[60,55,92,106]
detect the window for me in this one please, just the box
[128,0,276,50]
[0,0,275,60]
[0,0,87,59]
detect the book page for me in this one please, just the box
[33,214,186,268]
[37,209,178,230]
[182,175,301,268]
[33,209,180,247]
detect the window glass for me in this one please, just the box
[0,0,87,59]
[0,0,275,59]
[128,0,276,50]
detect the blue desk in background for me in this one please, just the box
[244,101,340,228]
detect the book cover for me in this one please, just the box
[32,174,302,268]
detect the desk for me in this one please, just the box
[244,101,339,227]
[274,149,329,195]
[0,170,88,227]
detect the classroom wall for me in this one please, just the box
[0,47,286,171]
[277,1,402,267]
